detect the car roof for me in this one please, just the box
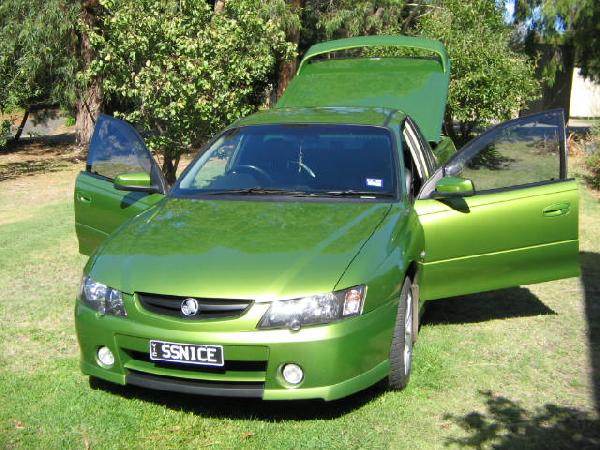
[231,106,406,129]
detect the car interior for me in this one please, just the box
[225,133,396,194]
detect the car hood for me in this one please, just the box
[89,198,392,300]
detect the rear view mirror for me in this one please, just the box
[114,172,158,193]
[432,176,475,199]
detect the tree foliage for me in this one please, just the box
[87,0,293,183]
[511,0,581,37]
[301,0,423,45]
[573,1,600,82]
[0,0,545,163]
[510,0,600,82]
[0,0,78,143]
[418,0,539,143]
[296,1,540,144]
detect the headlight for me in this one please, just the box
[79,275,127,317]
[258,285,365,330]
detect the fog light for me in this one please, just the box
[282,363,303,385]
[97,346,115,367]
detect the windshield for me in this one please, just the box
[172,124,397,199]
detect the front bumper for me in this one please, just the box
[75,297,396,401]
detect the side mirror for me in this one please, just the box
[432,176,475,198]
[114,172,158,193]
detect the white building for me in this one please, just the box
[570,68,600,118]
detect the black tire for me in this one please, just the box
[388,276,414,390]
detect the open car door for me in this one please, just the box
[74,114,167,255]
[415,109,579,301]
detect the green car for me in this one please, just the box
[74,36,579,401]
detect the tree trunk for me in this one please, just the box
[275,58,298,100]
[443,108,458,144]
[161,151,180,185]
[214,0,225,14]
[12,109,30,142]
[275,0,305,101]
[76,0,102,147]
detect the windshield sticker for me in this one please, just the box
[366,178,383,188]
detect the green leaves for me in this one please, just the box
[418,0,540,143]
[87,0,293,182]
[0,119,11,149]
[573,1,600,82]
[304,0,416,40]
[0,0,78,115]
[295,1,540,144]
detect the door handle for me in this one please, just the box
[76,192,92,204]
[543,202,570,217]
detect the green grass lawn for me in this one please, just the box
[1,165,599,449]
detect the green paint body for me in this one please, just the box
[434,176,475,195]
[277,35,450,142]
[114,172,152,189]
[73,36,579,400]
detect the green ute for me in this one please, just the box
[277,35,450,143]
[73,36,579,401]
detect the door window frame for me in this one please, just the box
[402,120,429,181]
[417,109,569,199]
[85,114,168,194]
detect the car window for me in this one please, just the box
[403,125,428,180]
[87,115,154,180]
[188,133,243,188]
[450,111,564,192]
[173,124,397,198]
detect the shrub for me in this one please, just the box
[585,150,600,190]
[589,121,600,147]
[0,119,12,149]
[583,121,600,190]
[64,115,76,127]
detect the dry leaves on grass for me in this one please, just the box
[83,432,91,450]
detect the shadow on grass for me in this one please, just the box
[423,286,555,326]
[1,132,75,151]
[444,252,600,448]
[0,134,83,181]
[89,376,387,421]
[444,390,600,449]
[580,252,600,413]
[0,159,75,181]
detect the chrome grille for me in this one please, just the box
[137,293,252,320]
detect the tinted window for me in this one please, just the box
[174,125,397,198]
[87,115,155,180]
[448,111,564,191]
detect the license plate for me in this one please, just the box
[149,340,224,367]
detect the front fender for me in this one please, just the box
[335,204,424,313]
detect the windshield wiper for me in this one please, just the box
[206,188,313,196]
[204,188,394,198]
[323,190,395,198]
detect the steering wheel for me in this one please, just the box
[232,164,274,184]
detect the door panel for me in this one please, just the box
[416,180,579,300]
[75,115,166,255]
[415,110,579,301]
[75,173,164,254]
